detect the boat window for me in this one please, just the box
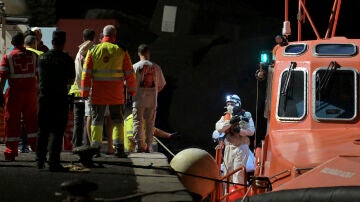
[313,68,357,120]
[277,69,306,120]
[284,44,307,55]
[314,44,357,56]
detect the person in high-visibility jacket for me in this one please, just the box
[69,28,96,148]
[81,25,137,158]
[0,32,39,161]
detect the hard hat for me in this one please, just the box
[226,94,241,107]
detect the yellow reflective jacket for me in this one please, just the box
[80,37,137,104]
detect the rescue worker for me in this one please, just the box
[132,44,166,153]
[214,94,255,185]
[81,25,137,158]
[69,28,96,148]
[36,30,75,171]
[17,34,43,154]
[0,32,39,161]
[84,33,115,155]
[25,35,44,55]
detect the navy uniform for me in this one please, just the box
[36,31,75,172]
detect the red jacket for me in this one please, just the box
[0,47,38,93]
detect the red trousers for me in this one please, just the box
[4,89,38,157]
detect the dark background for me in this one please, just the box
[16,0,360,158]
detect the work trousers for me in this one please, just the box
[4,90,38,157]
[36,96,69,165]
[223,144,250,185]
[132,106,156,148]
[71,101,85,147]
[90,104,124,148]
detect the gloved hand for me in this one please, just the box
[0,94,4,107]
[241,117,249,122]
[230,115,241,124]
[232,106,242,115]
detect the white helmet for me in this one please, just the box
[226,94,241,107]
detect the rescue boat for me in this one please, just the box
[211,0,360,201]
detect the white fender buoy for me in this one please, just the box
[170,148,219,200]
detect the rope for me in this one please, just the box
[153,136,175,157]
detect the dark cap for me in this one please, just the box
[52,30,66,45]
[83,28,95,41]
[11,32,25,46]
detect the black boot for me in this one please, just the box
[49,163,69,172]
[114,144,127,158]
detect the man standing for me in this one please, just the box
[132,44,166,153]
[36,30,75,171]
[24,35,44,56]
[69,28,96,148]
[17,34,43,153]
[81,25,137,158]
[0,32,39,161]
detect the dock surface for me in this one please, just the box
[0,143,194,202]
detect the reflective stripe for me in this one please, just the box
[93,77,124,81]
[9,73,36,78]
[27,132,38,138]
[0,66,9,71]
[5,136,21,142]
[126,131,133,135]
[93,69,123,73]
[7,52,36,79]
[92,68,124,81]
